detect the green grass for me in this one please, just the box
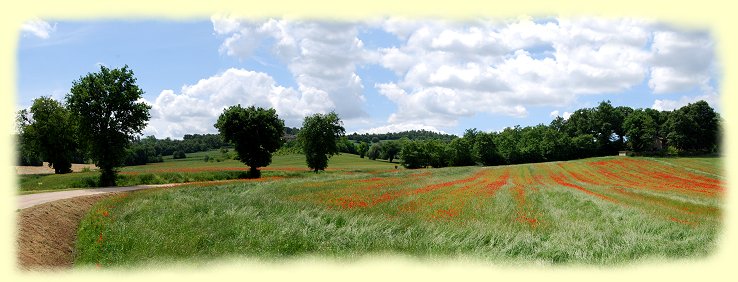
[17,152,395,193]
[74,156,722,267]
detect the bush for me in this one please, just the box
[172,151,186,159]
[400,140,428,169]
[367,143,382,160]
[203,154,211,162]
[665,146,680,156]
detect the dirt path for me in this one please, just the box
[18,183,177,210]
[15,183,180,270]
[16,193,117,270]
[15,179,261,269]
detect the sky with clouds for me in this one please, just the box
[17,16,720,139]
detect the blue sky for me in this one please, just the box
[18,17,720,139]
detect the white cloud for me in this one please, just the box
[372,17,653,129]
[652,92,720,111]
[21,18,56,39]
[213,18,370,121]
[202,17,718,134]
[648,29,716,94]
[211,14,242,35]
[376,82,527,129]
[353,123,445,135]
[145,68,333,138]
[550,110,572,120]
[563,111,572,120]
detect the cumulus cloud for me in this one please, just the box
[21,18,56,39]
[652,92,720,111]
[372,17,654,129]
[145,68,333,138]
[648,28,716,94]
[376,82,526,129]
[212,17,370,121]
[199,16,718,135]
[549,110,573,120]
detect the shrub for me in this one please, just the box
[172,151,187,159]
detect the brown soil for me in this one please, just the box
[16,193,116,270]
[16,162,98,175]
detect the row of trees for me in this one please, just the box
[65,66,151,186]
[193,99,723,173]
[214,105,345,176]
[16,66,152,186]
[16,65,349,184]
[391,100,721,169]
[18,98,231,168]
[121,134,230,166]
[347,130,456,143]
[15,98,82,172]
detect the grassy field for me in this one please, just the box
[17,150,396,193]
[73,155,723,266]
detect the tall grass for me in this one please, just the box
[18,153,394,193]
[74,157,721,267]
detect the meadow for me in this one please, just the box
[69,154,723,266]
[17,150,393,194]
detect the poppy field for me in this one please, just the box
[74,155,723,266]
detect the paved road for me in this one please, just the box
[17,184,177,210]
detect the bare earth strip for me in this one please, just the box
[15,162,98,175]
[16,194,116,270]
[15,183,187,270]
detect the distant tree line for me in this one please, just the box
[394,100,721,169]
[122,134,231,166]
[17,124,232,167]
[312,130,458,160]
[347,130,457,143]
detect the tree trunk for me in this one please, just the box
[99,168,116,187]
[248,166,261,178]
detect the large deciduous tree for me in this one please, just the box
[298,112,345,172]
[400,140,428,169]
[28,97,77,174]
[473,131,503,166]
[67,65,151,186]
[666,100,720,153]
[214,105,285,178]
[623,109,658,152]
[15,109,43,166]
[366,142,383,160]
[380,140,402,163]
[357,141,369,158]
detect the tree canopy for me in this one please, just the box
[214,105,285,178]
[397,100,720,169]
[665,100,720,153]
[298,112,345,172]
[15,109,42,166]
[28,97,77,173]
[66,65,151,186]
